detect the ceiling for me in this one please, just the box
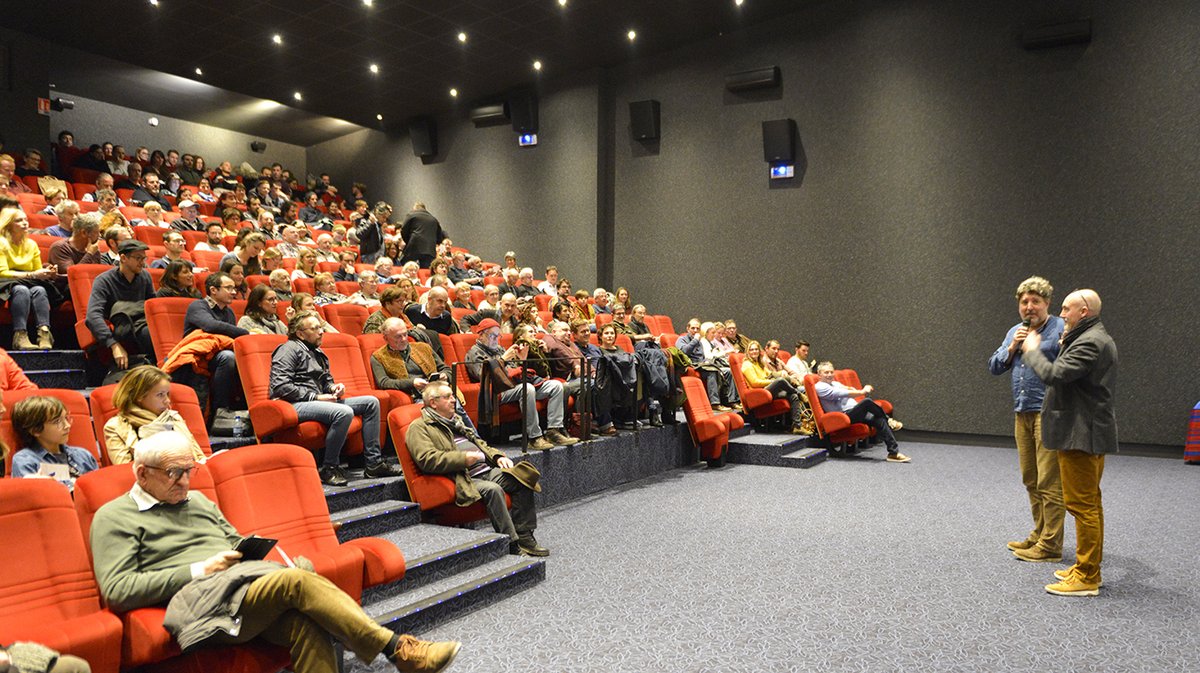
[1,0,804,146]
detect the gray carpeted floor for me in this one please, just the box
[398,441,1200,672]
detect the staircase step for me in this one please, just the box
[6,349,86,370]
[361,524,512,603]
[25,369,87,389]
[779,447,829,469]
[323,475,409,513]
[331,500,420,541]
[363,555,546,639]
[727,431,812,467]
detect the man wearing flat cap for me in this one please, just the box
[406,380,550,557]
[85,239,156,370]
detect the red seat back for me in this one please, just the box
[191,249,226,271]
[234,334,287,408]
[0,388,99,475]
[89,383,213,466]
[133,226,167,246]
[68,264,113,321]
[145,297,195,367]
[324,303,369,335]
[358,333,386,387]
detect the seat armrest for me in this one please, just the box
[344,537,407,586]
[248,400,299,439]
[821,411,852,433]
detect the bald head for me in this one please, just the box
[1061,288,1102,331]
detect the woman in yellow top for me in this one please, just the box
[0,208,56,350]
[102,364,206,465]
[740,340,807,434]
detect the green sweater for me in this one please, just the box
[91,491,242,612]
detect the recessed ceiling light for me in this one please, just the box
[533,60,543,71]
[293,91,302,101]
[627,30,637,42]
[376,114,383,121]
[148,0,159,6]
[457,32,468,43]
[272,34,283,45]
[734,0,744,5]
[449,88,459,98]
[194,67,203,76]
[558,0,567,6]
[363,0,373,5]
[369,63,379,74]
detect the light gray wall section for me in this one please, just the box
[610,0,1200,446]
[48,93,307,178]
[307,76,600,288]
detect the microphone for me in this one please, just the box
[1021,318,1031,328]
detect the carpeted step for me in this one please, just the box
[727,431,813,467]
[779,447,829,469]
[6,349,86,370]
[332,500,421,541]
[24,369,87,389]
[361,524,513,603]
[323,474,410,512]
[364,555,546,640]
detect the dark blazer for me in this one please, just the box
[399,209,447,261]
[1024,318,1118,454]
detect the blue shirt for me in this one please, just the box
[988,315,1064,413]
[675,333,705,366]
[11,444,100,488]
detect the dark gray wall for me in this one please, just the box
[609,0,1199,446]
[48,94,307,178]
[0,28,51,156]
[307,75,601,287]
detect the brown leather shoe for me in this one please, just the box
[529,436,555,450]
[545,428,580,446]
[392,634,461,673]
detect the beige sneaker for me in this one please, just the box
[885,452,911,463]
[529,436,555,450]
[1007,539,1037,551]
[11,330,35,350]
[391,634,461,673]
[1012,546,1063,563]
[887,418,904,431]
[1054,566,1104,587]
[545,428,580,446]
[36,325,54,350]
[1045,574,1100,597]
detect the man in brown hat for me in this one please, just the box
[406,380,549,557]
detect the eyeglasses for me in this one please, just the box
[146,465,196,481]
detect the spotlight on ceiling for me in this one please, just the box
[735,0,744,5]
[148,0,159,6]
[627,30,637,42]
[293,91,302,101]
[450,88,459,98]
[362,0,373,5]
[377,114,384,121]
[194,67,203,76]
[369,63,379,74]
[558,0,567,5]
[457,32,468,43]
[272,34,283,45]
[533,60,543,71]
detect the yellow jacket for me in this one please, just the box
[0,237,42,277]
[741,358,775,389]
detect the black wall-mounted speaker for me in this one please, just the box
[409,117,437,158]
[250,141,267,153]
[1022,18,1092,49]
[629,100,661,140]
[762,119,796,163]
[509,93,539,133]
[470,103,509,126]
[726,66,781,92]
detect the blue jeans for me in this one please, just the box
[293,396,383,468]
[9,284,49,331]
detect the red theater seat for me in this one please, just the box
[729,352,792,425]
[68,264,113,351]
[681,376,745,467]
[0,479,123,673]
[357,333,415,410]
[803,373,872,451]
[0,388,99,476]
[88,382,213,466]
[144,297,194,367]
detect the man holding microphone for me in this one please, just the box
[988,276,1065,563]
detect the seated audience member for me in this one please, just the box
[133,201,170,229]
[551,301,574,327]
[381,237,403,263]
[259,246,284,274]
[155,260,201,299]
[74,145,110,173]
[82,174,126,206]
[477,284,500,311]
[270,311,403,486]
[103,364,206,464]
[239,284,287,335]
[312,272,345,306]
[49,211,102,277]
[725,319,752,353]
[814,361,909,463]
[98,224,129,265]
[741,341,808,434]
[170,199,205,231]
[404,287,457,336]
[623,305,657,345]
[594,322,640,429]
[568,319,618,435]
[292,248,319,280]
[114,163,143,191]
[399,261,421,284]
[571,290,596,324]
[548,279,573,310]
[276,225,304,258]
[182,272,248,414]
[514,297,546,334]
[698,321,740,411]
[210,160,239,191]
[333,250,359,282]
[496,268,523,299]
[130,171,172,211]
[614,287,632,314]
[15,148,46,177]
[543,318,585,400]
[298,191,324,223]
[315,234,339,263]
[219,259,249,300]
[36,186,67,216]
[150,231,189,269]
[348,270,383,308]
[537,266,559,295]
[407,380,550,556]
[255,209,280,240]
[9,395,98,487]
[785,340,814,380]
[0,346,37,391]
[465,318,577,449]
[371,317,452,396]
[175,153,201,185]
[89,429,460,672]
[711,321,737,354]
[0,155,29,196]
[514,268,539,298]
[289,292,337,333]
[94,190,130,229]
[218,206,245,237]
[42,199,79,237]
[425,259,451,288]
[363,286,412,334]
[220,231,265,277]
[501,251,518,272]
[268,268,294,302]
[194,222,229,253]
[194,176,217,203]
[354,201,386,264]
[453,282,474,310]
[375,257,402,284]
[495,293,520,334]
[447,252,482,286]
[0,209,58,350]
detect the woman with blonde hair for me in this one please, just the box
[291,247,319,281]
[135,201,169,228]
[103,364,206,465]
[288,292,338,333]
[740,340,808,434]
[0,208,57,349]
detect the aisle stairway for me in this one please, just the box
[7,347,87,389]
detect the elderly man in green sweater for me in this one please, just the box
[89,431,460,673]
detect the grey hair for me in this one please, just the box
[132,431,193,467]
[381,317,407,334]
[547,320,569,332]
[593,287,607,298]
[54,199,79,217]
[422,380,453,404]
[73,212,100,235]
[816,361,835,372]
